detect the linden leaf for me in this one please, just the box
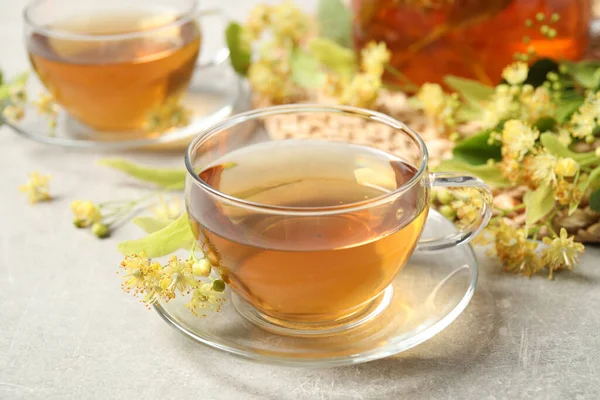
[539,133,597,163]
[523,185,554,227]
[291,48,325,89]
[590,189,600,213]
[99,159,186,189]
[317,0,352,48]
[568,60,600,89]
[225,22,251,76]
[435,159,510,188]
[309,37,357,78]
[452,130,501,165]
[443,75,494,109]
[555,97,584,123]
[570,165,600,214]
[132,216,172,234]
[118,213,194,257]
[533,117,557,132]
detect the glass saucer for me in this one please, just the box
[3,65,250,150]
[153,210,478,367]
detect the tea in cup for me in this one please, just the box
[25,0,203,132]
[185,105,493,333]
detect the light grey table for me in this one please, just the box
[1,1,599,399]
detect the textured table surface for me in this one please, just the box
[1,1,599,399]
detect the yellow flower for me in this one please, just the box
[554,157,579,178]
[596,147,600,157]
[160,256,198,299]
[481,87,516,128]
[248,56,301,103]
[270,1,313,44]
[186,282,225,316]
[20,171,51,204]
[523,151,557,188]
[542,228,584,279]
[71,200,102,227]
[417,83,445,118]
[501,120,539,161]
[520,86,554,122]
[151,196,181,220]
[119,251,163,304]
[2,104,25,121]
[361,41,391,77]
[501,62,529,85]
[34,93,59,116]
[339,73,382,108]
[451,189,483,228]
[494,222,543,277]
[554,179,582,206]
[498,158,522,183]
[245,4,272,40]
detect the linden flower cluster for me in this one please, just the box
[480,62,554,129]
[415,83,460,132]
[119,251,225,316]
[326,41,391,108]
[245,2,314,103]
[488,222,584,279]
[567,91,600,143]
[19,171,52,204]
[71,200,109,238]
[497,120,583,207]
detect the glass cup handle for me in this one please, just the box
[196,8,231,70]
[417,172,493,252]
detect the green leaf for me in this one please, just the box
[570,165,600,214]
[452,130,501,165]
[568,60,600,89]
[455,103,483,122]
[118,213,194,257]
[225,22,251,76]
[555,97,584,123]
[524,58,559,87]
[590,189,600,212]
[523,185,555,227]
[99,159,186,189]
[290,48,325,89]
[443,75,494,109]
[317,0,352,48]
[309,37,356,78]
[132,217,172,234]
[435,159,510,188]
[538,133,597,163]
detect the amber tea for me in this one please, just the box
[353,0,590,85]
[27,11,201,132]
[188,140,429,324]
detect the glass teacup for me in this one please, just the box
[185,105,492,333]
[24,0,216,133]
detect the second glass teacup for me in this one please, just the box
[185,105,492,334]
[25,0,218,133]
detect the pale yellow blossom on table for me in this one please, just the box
[70,200,102,227]
[119,251,163,305]
[361,41,391,77]
[417,83,446,118]
[19,171,51,204]
[501,62,529,85]
[542,228,584,279]
[2,104,25,121]
[494,221,542,277]
[520,86,554,122]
